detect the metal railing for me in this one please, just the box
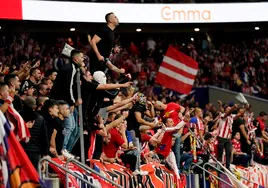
[188,163,233,188]
[203,162,256,188]
[38,157,98,188]
[76,68,85,164]
[185,124,257,188]
[201,162,232,188]
[65,158,123,188]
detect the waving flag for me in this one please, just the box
[6,105,30,142]
[156,46,198,94]
[0,111,45,188]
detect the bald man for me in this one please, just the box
[154,101,185,126]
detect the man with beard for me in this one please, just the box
[90,12,124,75]
[20,68,42,91]
[4,74,22,112]
[37,83,50,97]
[50,49,84,156]
[50,49,84,107]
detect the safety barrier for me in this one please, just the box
[188,163,232,188]
[38,157,98,188]
[65,158,122,188]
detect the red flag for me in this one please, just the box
[6,105,30,142]
[0,111,45,188]
[156,46,198,94]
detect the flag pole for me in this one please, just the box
[76,68,85,164]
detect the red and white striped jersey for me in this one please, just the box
[203,139,217,158]
[190,117,204,132]
[246,117,257,140]
[218,114,234,139]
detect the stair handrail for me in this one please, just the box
[65,158,123,188]
[189,163,233,188]
[185,125,247,186]
[203,162,256,187]
[38,157,98,188]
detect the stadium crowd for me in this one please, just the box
[109,34,268,100]
[0,13,267,185]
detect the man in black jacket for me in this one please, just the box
[20,96,49,169]
[50,49,84,107]
[50,49,84,155]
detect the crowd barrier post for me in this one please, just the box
[76,68,85,164]
[38,158,98,188]
[203,162,256,187]
[189,163,233,188]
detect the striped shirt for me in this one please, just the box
[218,114,234,139]
[190,117,204,148]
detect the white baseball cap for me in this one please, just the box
[93,71,107,84]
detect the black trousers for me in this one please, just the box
[120,153,137,172]
[27,152,41,170]
[89,55,105,74]
[240,137,253,162]
[217,137,231,169]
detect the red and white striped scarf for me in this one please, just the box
[6,105,30,142]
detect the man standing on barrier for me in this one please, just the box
[90,12,124,75]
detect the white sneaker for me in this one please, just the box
[133,169,148,176]
[208,159,217,165]
[62,149,75,159]
[196,158,203,165]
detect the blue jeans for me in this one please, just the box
[173,136,181,169]
[63,108,79,152]
[180,153,193,171]
[128,130,141,170]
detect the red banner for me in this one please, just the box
[48,158,187,187]
[91,160,187,188]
